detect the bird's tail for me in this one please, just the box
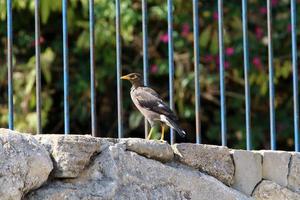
[164,117,186,138]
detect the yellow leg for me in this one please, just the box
[160,126,165,141]
[147,127,154,140]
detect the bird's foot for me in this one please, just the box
[160,126,165,142]
[159,139,166,143]
[147,127,154,140]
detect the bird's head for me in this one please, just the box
[121,73,143,87]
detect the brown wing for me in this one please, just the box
[134,87,178,121]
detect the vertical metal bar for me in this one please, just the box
[116,0,123,138]
[291,0,299,152]
[218,0,226,146]
[168,0,175,144]
[35,0,42,134]
[267,0,276,150]
[142,0,149,139]
[242,0,251,150]
[7,0,14,130]
[89,0,97,137]
[62,0,70,135]
[193,0,201,144]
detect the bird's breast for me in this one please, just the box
[130,89,141,110]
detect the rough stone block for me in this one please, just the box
[119,138,174,162]
[288,152,300,193]
[172,143,234,186]
[27,142,250,200]
[231,149,262,196]
[253,180,300,200]
[0,129,53,200]
[259,150,291,187]
[34,134,101,178]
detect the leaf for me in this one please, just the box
[210,31,219,55]
[282,61,292,79]
[200,26,212,48]
[41,48,55,83]
[129,111,143,130]
[260,80,268,96]
[41,0,51,24]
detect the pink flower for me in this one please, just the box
[259,7,267,15]
[225,47,234,56]
[30,36,45,47]
[224,61,230,69]
[39,36,45,44]
[272,0,278,6]
[213,11,218,21]
[252,56,263,70]
[215,56,230,69]
[203,55,214,62]
[181,23,190,37]
[287,24,292,33]
[150,64,158,73]
[215,56,219,65]
[255,26,264,39]
[160,33,168,43]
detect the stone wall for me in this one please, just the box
[0,128,299,200]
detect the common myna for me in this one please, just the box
[121,73,186,141]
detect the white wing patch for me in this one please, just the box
[158,103,165,108]
[160,114,173,128]
[160,114,167,122]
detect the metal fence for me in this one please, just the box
[4,0,300,152]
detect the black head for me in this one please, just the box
[121,73,143,87]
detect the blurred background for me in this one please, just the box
[0,0,299,150]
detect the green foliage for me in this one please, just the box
[0,0,297,150]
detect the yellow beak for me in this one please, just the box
[121,74,130,80]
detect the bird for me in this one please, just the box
[121,72,186,141]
